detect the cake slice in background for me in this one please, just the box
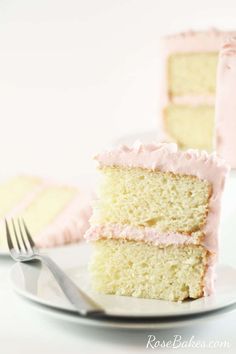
[0,176,43,217]
[0,175,92,249]
[85,142,229,302]
[215,37,236,169]
[160,28,236,151]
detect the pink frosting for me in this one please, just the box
[215,37,236,169]
[94,141,228,184]
[161,28,236,55]
[172,95,215,106]
[203,256,217,296]
[85,223,203,247]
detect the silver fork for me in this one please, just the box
[5,218,104,317]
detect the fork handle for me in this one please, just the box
[35,254,104,317]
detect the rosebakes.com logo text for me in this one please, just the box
[146,335,231,349]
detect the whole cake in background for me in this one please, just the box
[85,142,229,302]
[160,28,236,152]
[215,37,236,169]
[0,175,92,248]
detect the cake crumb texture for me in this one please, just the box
[164,104,214,151]
[92,167,211,234]
[90,239,208,301]
[168,53,218,96]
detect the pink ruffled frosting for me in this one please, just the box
[94,141,228,188]
[215,37,236,168]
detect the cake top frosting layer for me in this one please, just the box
[95,142,230,184]
[162,28,236,54]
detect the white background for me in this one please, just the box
[1,1,236,353]
[1,0,236,180]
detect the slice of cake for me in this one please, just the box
[161,28,236,151]
[0,176,92,249]
[85,142,229,301]
[215,37,236,169]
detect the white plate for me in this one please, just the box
[9,242,236,328]
[21,295,236,329]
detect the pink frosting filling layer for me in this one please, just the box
[85,224,202,247]
[171,95,215,106]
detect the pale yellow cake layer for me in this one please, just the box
[90,239,208,301]
[0,176,42,218]
[20,186,77,235]
[168,53,218,96]
[0,176,42,247]
[92,167,211,234]
[164,105,214,151]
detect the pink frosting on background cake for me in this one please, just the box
[161,28,236,55]
[160,28,236,113]
[215,37,236,169]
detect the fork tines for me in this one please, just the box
[5,218,35,257]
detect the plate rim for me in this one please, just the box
[13,289,236,329]
[9,261,236,321]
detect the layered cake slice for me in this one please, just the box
[85,142,229,301]
[0,176,92,248]
[161,28,236,151]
